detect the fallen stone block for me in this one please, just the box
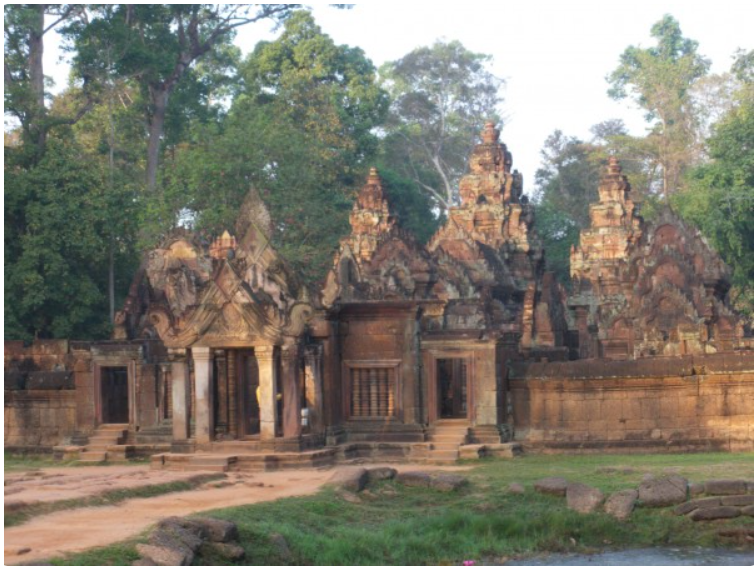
[202,541,245,562]
[704,479,748,496]
[688,482,705,497]
[328,467,368,493]
[459,444,486,459]
[566,483,604,514]
[674,497,721,515]
[486,443,522,458]
[366,467,397,483]
[604,489,638,520]
[269,532,292,563]
[741,505,754,517]
[136,543,189,566]
[721,495,754,507]
[638,475,688,507]
[508,483,525,495]
[534,477,568,497]
[192,517,239,543]
[429,474,467,492]
[689,506,741,521]
[396,471,432,488]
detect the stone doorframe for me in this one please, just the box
[93,360,137,427]
[424,350,476,425]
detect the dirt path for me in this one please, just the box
[4,463,469,564]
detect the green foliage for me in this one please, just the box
[532,131,601,285]
[160,11,389,285]
[608,15,710,195]
[4,136,137,340]
[674,51,754,318]
[381,40,504,209]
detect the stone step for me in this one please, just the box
[97,424,129,431]
[85,444,111,452]
[427,449,459,461]
[79,451,108,462]
[430,442,461,451]
[184,464,229,473]
[89,435,123,444]
[427,433,466,445]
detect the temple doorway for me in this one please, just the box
[237,351,261,437]
[101,366,129,424]
[437,358,468,419]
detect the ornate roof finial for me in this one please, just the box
[608,156,622,174]
[481,122,500,144]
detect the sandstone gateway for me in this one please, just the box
[5,124,753,468]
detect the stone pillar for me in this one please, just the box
[170,350,190,441]
[281,345,302,438]
[304,345,323,432]
[192,346,214,445]
[256,346,277,441]
[215,350,228,435]
[159,363,171,421]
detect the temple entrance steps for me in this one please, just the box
[425,419,470,463]
[135,421,173,444]
[77,423,129,463]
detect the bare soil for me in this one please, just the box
[4,462,469,564]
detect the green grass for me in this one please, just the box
[44,452,755,565]
[5,474,225,528]
[4,451,75,471]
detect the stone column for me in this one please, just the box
[256,346,277,441]
[281,345,302,438]
[192,346,214,445]
[214,350,228,435]
[304,345,323,432]
[170,349,190,441]
[159,363,171,421]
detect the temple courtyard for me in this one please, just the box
[3,451,753,565]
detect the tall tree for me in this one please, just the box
[673,50,754,318]
[160,11,388,284]
[607,14,710,196]
[66,4,295,191]
[4,4,90,160]
[380,40,504,210]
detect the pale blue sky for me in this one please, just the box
[40,1,754,193]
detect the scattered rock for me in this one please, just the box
[718,527,754,540]
[604,489,638,520]
[534,477,568,497]
[741,505,754,517]
[4,547,31,556]
[674,497,721,515]
[721,495,754,507]
[380,487,398,497]
[689,506,741,521]
[192,517,238,543]
[136,543,188,566]
[508,483,525,495]
[269,532,292,563]
[566,483,604,514]
[396,471,432,488]
[688,482,705,497]
[329,468,368,493]
[704,479,748,496]
[202,541,246,561]
[340,490,362,503]
[638,475,688,507]
[366,467,397,483]
[430,474,467,492]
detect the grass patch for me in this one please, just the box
[4,451,75,472]
[45,452,754,565]
[5,474,224,528]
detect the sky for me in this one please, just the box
[40,1,754,194]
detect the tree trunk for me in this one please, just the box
[28,5,46,151]
[146,86,169,192]
[109,240,115,323]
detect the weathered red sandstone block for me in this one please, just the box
[689,506,741,521]
[639,476,688,507]
[534,477,568,496]
[704,480,748,496]
[604,489,638,520]
[566,483,604,514]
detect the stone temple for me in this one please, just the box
[5,124,753,468]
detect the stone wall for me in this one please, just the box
[5,388,77,451]
[509,353,754,452]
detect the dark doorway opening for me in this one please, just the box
[101,366,129,424]
[238,351,261,437]
[437,358,467,419]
